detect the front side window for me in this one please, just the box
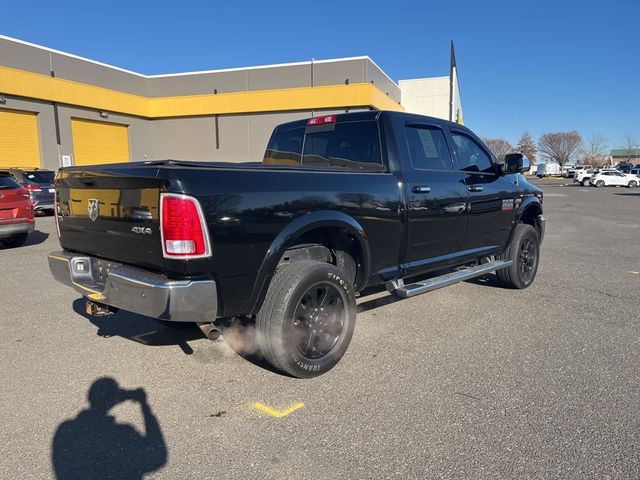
[263,127,305,165]
[302,121,382,169]
[451,132,494,173]
[405,126,452,170]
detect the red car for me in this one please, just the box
[0,174,34,248]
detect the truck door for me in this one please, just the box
[449,129,516,251]
[401,123,468,272]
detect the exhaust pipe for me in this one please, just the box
[197,322,221,341]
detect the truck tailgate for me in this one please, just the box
[56,166,164,272]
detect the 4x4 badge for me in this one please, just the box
[88,199,99,221]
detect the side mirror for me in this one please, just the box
[505,153,530,174]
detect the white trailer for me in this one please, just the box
[536,163,561,177]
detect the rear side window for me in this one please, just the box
[302,121,382,169]
[25,170,55,183]
[263,127,305,165]
[451,132,494,173]
[405,126,453,170]
[0,175,20,189]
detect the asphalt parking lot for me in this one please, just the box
[1,178,639,479]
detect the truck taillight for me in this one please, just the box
[307,115,336,126]
[160,193,211,259]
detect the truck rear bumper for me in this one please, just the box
[48,250,217,323]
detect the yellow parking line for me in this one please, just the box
[629,271,640,275]
[251,402,304,418]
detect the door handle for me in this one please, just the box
[468,185,484,192]
[412,185,431,193]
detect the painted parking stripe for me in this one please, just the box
[251,402,304,418]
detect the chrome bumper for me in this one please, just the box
[0,221,34,237]
[33,203,54,211]
[48,251,218,323]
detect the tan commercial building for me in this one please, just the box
[0,35,463,171]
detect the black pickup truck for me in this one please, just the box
[48,111,544,378]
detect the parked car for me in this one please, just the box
[575,169,597,186]
[0,168,56,214]
[48,111,544,378]
[616,163,633,174]
[630,168,640,178]
[591,171,639,188]
[0,174,35,248]
[565,165,593,179]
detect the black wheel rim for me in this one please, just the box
[518,235,537,283]
[292,283,345,360]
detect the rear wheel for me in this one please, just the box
[497,224,540,289]
[628,180,638,188]
[0,233,28,248]
[256,260,356,378]
[581,179,590,186]
[595,180,605,187]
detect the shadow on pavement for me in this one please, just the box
[614,192,640,196]
[72,298,203,355]
[0,230,49,249]
[24,230,50,246]
[51,378,167,480]
[71,298,281,373]
[464,273,503,289]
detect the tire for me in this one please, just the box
[628,180,638,188]
[0,233,28,248]
[497,224,540,289]
[595,180,605,188]
[256,260,356,378]
[581,179,590,186]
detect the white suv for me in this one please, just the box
[575,169,597,186]
[591,171,639,188]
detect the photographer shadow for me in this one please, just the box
[52,378,167,480]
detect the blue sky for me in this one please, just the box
[2,0,638,150]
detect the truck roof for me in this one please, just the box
[273,110,461,131]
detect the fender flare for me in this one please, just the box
[247,210,370,315]
[505,197,543,246]
[515,196,542,223]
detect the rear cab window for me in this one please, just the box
[264,120,384,170]
[263,127,305,166]
[302,121,383,170]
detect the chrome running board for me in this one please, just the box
[390,260,513,299]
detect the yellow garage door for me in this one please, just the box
[71,118,130,166]
[0,108,42,169]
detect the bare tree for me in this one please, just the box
[582,133,610,167]
[622,133,639,162]
[516,132,537,165]
[482,137,513,163]
[538,131,583,169]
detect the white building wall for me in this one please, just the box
[399,77,450,120]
